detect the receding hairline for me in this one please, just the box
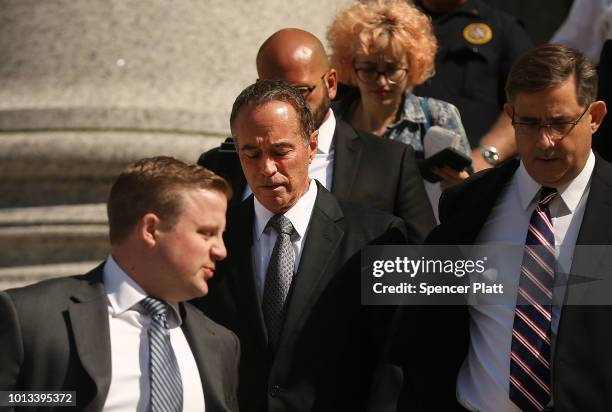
[230,99,306,142]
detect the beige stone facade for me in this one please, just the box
[0,0,349,289]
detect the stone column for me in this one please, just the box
[0,0,347,288]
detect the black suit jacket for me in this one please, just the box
[198,117,435,244]
[594,39,612,162]
[0,264,240,412]
[424,156,612,411]
[192,183,408,412]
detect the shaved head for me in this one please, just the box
[257,28,330,78]
[256,28,337,129]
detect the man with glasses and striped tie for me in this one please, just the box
[0,157,239,411]
[424,44,612,411]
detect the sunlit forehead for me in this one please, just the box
[513,79,587,122]
[235,101,304,151]
[183,189,227,218]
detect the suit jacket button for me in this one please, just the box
[270,385,280,397]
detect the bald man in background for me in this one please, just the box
[199,28,435,244]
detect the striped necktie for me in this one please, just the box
[141,297,183,412]
[510,187,557,412]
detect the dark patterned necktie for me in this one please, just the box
[141,297,183,412]
[510,187,557,412]
[262,214,295,350]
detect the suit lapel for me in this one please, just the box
[280,184,345,347]
[331,119,363,200]
[226,197,268,349]
[445,160,520,244]
[181,304,227,412]
[67,265,112,411]
[567,157,612,302]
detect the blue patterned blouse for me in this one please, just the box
[333,89,472,159]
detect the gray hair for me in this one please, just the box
[229,79,315,143]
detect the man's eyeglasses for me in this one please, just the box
[511,105,591,141]
[353,66,409,85]
[291,71,329,98]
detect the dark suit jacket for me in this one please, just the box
[0,264,240,412]
[192,183,408,412]
[594,39,612,162]
[424,155,612,411]
[198,117,435,244]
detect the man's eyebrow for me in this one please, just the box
[270,142,294,149]
[514,115,539,122]
[239,144,259,151]
[515,114,574,123]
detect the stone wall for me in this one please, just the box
[0,0,349,289]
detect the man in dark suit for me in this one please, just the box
[192,80,407,411]
[199,28,435,244]
[0,157,239,412]
[426,44,611,411]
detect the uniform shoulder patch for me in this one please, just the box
[463,23,493,45]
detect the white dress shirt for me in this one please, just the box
[252,179,317,300]
[242,110,336,200]
[551,0,612,63]
[457,151,595,412]
[309,109,336,190]
[102,256,205,412]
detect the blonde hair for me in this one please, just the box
[327,0,437,89]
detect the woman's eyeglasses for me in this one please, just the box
[353,66,409,85]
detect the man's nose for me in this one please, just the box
[260,156,277,176]
[212,238,227,261]
[535,125,556,149]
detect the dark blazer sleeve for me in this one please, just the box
[0,291,23,394]
[395,143,436,243]
[226,330,240,411]
[198,141,247,208]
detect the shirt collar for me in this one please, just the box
[253,179,317,240]
[104,255,182,325]
[316,109,336,154]
[390,92,426,128]
[516,150,595,212]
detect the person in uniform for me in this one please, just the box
[413,0,533,170]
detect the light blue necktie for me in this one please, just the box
[141,297,183,412]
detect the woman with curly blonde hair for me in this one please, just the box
[327,0,471,213]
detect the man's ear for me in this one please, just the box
[139,213,161,248]
[589,100,607,133]
[503,103,514,120]
[308,130,319,163]
[326,68,338,100]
